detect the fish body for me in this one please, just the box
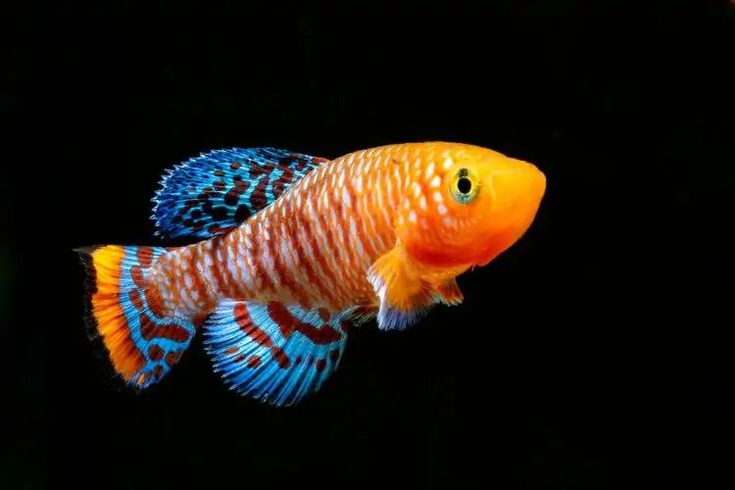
[78,142,546,405]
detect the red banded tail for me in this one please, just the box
[76,245,197,389]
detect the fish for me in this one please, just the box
[76,142,546,406]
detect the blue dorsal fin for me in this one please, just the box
[152,148,328,241]
[203,300,351,406]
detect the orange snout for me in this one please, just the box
[474,158,546,265]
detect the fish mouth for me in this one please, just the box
[474,161,546,265]
[489,161,546,216]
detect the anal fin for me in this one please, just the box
[203,300,350,406]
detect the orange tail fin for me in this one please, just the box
[76,245,196,389]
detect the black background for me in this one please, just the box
[5,1,734,489]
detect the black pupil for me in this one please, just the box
[457,177,472,194]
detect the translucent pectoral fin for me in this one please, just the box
[367,245,437,331]
[434,279,464,306]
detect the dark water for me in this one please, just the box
[6,2,734,489]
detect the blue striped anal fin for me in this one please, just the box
[152,148,328,241]
[203,300,351,406]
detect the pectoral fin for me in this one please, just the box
[433,279,464,306]
[367,245,437,330]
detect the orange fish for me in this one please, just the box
[77,142,546,405]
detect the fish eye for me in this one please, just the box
[457,176,472,194]
[451,168,479,204]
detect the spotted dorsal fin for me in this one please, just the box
[152,148,328,241]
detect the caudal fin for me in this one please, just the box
[76,245,196,389]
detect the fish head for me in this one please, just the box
[400,143,546,269]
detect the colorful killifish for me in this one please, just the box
[76,142,546,406]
